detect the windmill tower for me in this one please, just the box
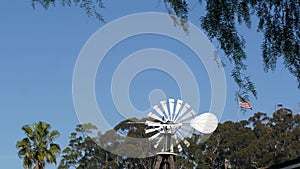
[145,98,218,169]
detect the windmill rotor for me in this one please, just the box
[146,98,218,154]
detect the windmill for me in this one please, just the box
[145,98,218,169]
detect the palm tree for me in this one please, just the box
[16,121,61,169]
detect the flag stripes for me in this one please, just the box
[238,95,252,110]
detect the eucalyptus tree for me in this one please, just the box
[16,121,61,169]
[58,108,300,168]
[58,123,114,169]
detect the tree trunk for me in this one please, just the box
[35,160,39,169]
[154,155,177,169]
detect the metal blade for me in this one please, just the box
[175,131,185,141]
[180,126,194,138]
[153,105,165,120]
[149,132,161,141]
[170,142,174,152]
[177,143,183,152]
[178,110,196,122]
[174,103,190,122]
[169,99,175,120]
[148,112,163,122]
[181,118,192,124]
[145,127,160,134]
[154,136,164,149]
[145,121,162,127]
[160,101,170,121]
[181,125,193,133]
[154,137,162,149]
[174,99,183,119]
[183,139,190,147]
[178,128,193,138]
[175,139,183,152]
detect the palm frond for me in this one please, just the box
[22,125,33,137]
[49,130,60,142]
[16,121,61,168]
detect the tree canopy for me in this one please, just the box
[30,0,299,99]
[57,108,300,168]
[16,121,61,169]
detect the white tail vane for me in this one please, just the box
[146,98,219,154]
[190,112,218,134]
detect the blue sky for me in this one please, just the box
[1,0,299,168]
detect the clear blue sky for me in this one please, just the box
[1,0,299,168]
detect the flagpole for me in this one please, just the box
[237,94,240,121]
[237,101,241,121]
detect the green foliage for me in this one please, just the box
[31,0,104,21]
[31,0,299,98]
[197,0,299,97]
[171,109,300,168]
[164,0,189,20]
[57,108,300,168]
[59,119,156,168]
[58,123,109,168]
[16,121,61,169]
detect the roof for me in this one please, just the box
[266,157,300,169]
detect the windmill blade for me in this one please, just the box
[174,99,183,119]
[190,113,219,134]
[145,127,161,134]
[148,112,163,122]
[178,128,193,138]
[145,121,162,127]
[169,137,178,153]
[170,142,174,152]
[160,101,170,121]
[153,136,163,148]
[146,99,216,154]
[175,131,185,141]
[154,135,166,150]
[181,118,192,124]
[175,139,183,152]
[177,143,183,152]
[180,125,194,133]
[153,105,165,117]
[176,131,190,147]
[179,125,194,139]
[154,136,163,149]
[168,99,175,120]
[174,103,190,122]
[183,139,190,147]
[149,132,161,141]
[178,109,196,122]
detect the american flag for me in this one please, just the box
[238,95,252,110]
